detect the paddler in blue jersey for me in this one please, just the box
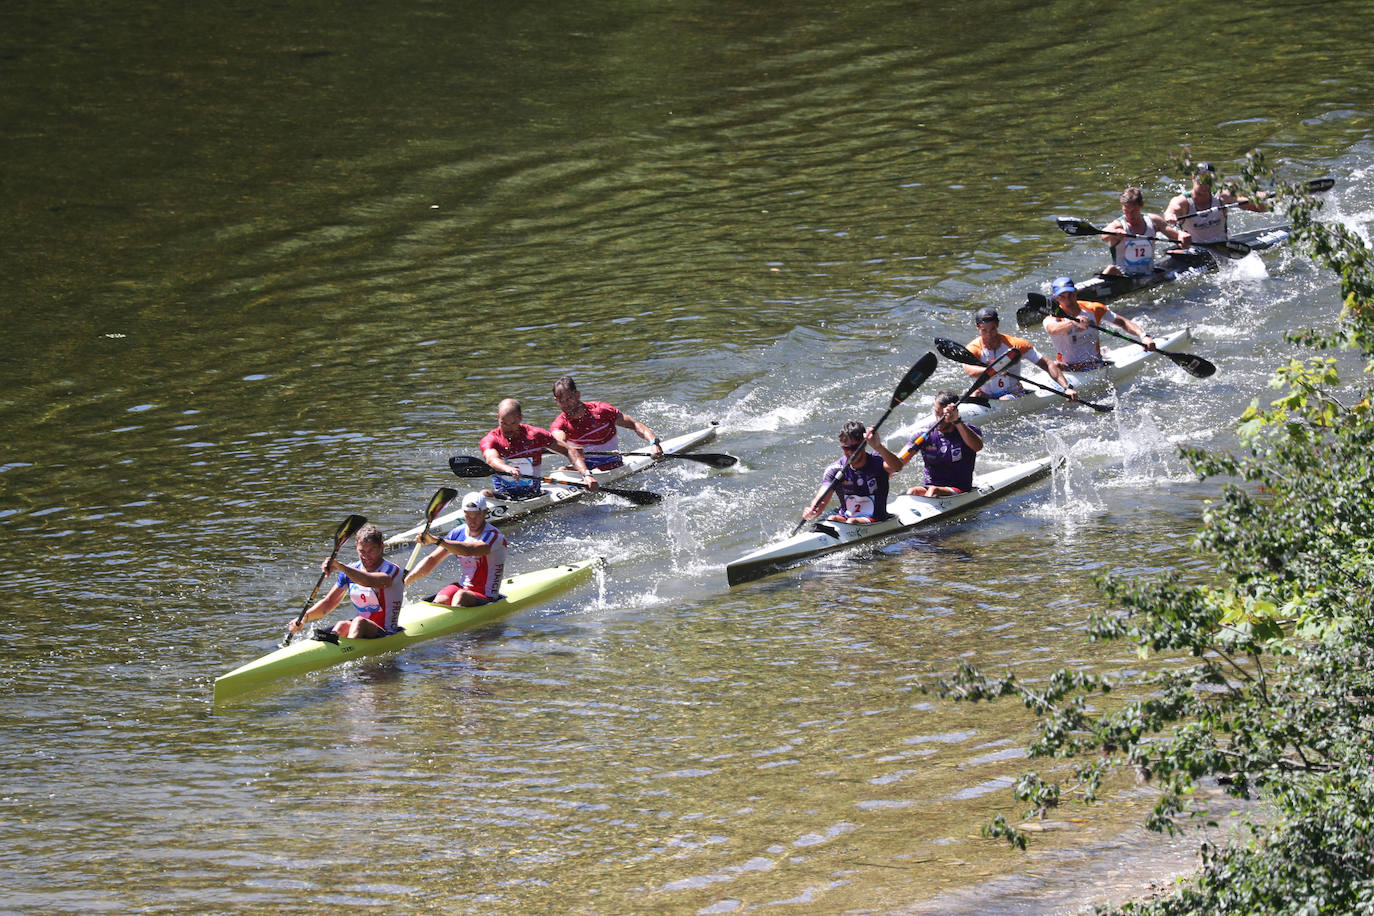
[287,523,405,640]
[801,420,903,524]
[1101,187,1191,277]
[1164,161,1268,245]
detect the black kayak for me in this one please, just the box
[1033,224,1293,304]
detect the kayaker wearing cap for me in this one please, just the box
[550,375,664,492]
[965,306,1078,401]
[802,420,903,524]
[1042,277,1155,372]
[406,492,508,606]
[1101,187,1191,277]
[479,398,578,500]
[288,523,406,639]
[1164,161,1268,245]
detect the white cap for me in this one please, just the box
[461,491,488,512]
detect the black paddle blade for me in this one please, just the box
[933,337,979,367]
[337,514,368,543]
[1164,351,1217,379]
[1055,216,1098,237]
[448,456,494,478]
[677,452,738,468]
[1308,178,1335,193]
[1017,293,1060,329]
[603,485,662,506]
[891,352,940,407]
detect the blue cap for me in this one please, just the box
[974,306,999,325]
[1051,276,1076,297]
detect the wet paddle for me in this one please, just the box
[1055,216,1252,260]
[447,456,661,505]
[1017,293,1216,379]
[934,338,1112,412]
[578,449,739,469]
[790,352,939,536]
[402,487,459,577]
[282,514,367,647]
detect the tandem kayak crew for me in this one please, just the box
[965,306,1078,401]
[406,492,508,606]
[1100,186,1191,277]
[801,420,903,524]
[480,398,580,500]
[898,390,984,498]
[550,375,664,491]
[288,523,405,640]
[1043,276,1155,372]
[1164,160,1268,245]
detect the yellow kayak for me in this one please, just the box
[213,558,602,705]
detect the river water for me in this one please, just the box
[5,0,1374,912]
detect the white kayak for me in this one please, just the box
[725,456,1055,586]
[385,423,720,546]
[948,327,1193,427]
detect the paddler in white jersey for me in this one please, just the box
[1042,276,1154,372]
[1164,161,1268,245]
[1100,186,1191,277]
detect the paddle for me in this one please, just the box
[898,347,1024,460]
[282,514,367,647]
[1017,293,1216,379]
[934,338,1112,413]
[1055,216,1252,259]
[402,487,459,577]
[790,352,939,536]
[577,449,739,469]
[447,456,661,505]
[1177,176,1335,221]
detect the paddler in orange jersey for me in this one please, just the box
[964,306,1078,401]
[1042,276,1155,373]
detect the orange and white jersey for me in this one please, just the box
[965,333,1044,398]
[1045,301,1115,369]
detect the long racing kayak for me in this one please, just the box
[386,423,719,545]
[947,327,1194,427]
[213,558,602,704]
[725,456,1055,587]
[1035,225,1292,304]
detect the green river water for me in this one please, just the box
[5,0,1374,912]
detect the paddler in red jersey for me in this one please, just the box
[479,398,582,500]
[550,375,664,491]
[964,306,1078,401]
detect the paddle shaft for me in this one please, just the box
[1019,294,1216,379]
[283,515,366,646]
[449,456,659,504]
[1176,176,1333,220]
[1058,216,1249,257]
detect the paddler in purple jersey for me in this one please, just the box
[802,420,903,524]
[898,390,983,498]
